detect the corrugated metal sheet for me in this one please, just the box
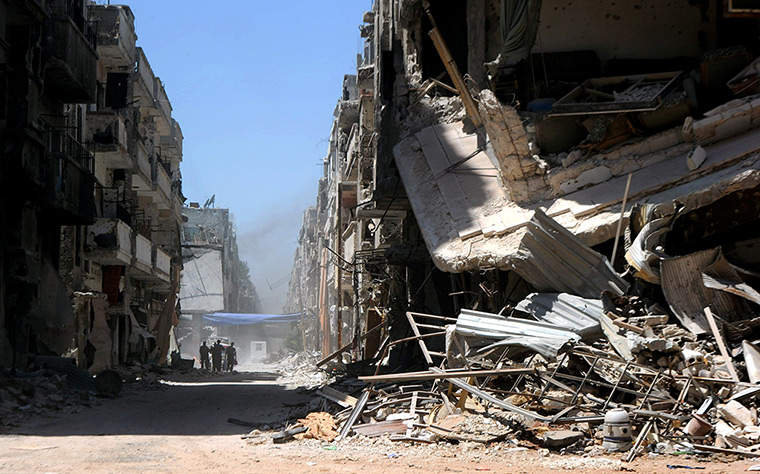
[625,204,679,285]
[514,210,629,298]
[455,308,580,359]
[661,248,756,335]
[514,293,604,339]
[702,250,760,305]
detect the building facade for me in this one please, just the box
[289,0,760,365]
[0,1,185,370]
[179,204,259,354]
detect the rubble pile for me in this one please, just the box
[269,211,760,464]
[276,351,335,389]
[0,369,93,430]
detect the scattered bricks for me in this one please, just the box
[543,430,585,450]
[719,400,757,428]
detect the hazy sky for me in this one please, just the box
[118,1,372,312]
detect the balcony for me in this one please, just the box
[132,140,151,194]
[85,217,132,266]
[45,4,98,103]
[87,111,131,169]
[89,5,136,67]
[155,160,172,207]
[153,77,172,135]
[154,246,171,283]
[131,233,153,278]
[43,129,96,225]
[159,119,183,161]
[172,187,184,222]
[133,48,156,110]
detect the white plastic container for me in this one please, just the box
[602,408,633,452]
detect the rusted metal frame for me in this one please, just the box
[535,351,571,406]
[406,311,459,323]
[603,360,632,410]
[369,330,449,382]
[487,388,590,407]
[317,322,385,367]
[431,368,552,422]
[570,355,599,405]
[509,353,537,393]
[633,370,663,421]
[407,311,442,366]
[542,371,670,401]
[626,419,655,462]
[360,367,534,383]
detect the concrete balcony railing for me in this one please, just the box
[153,77,172,135]
[131,233,153,278]
[152,159,172,209]
[172,187,184,221]
[133,47,156,109]
[45,7,98,103]
[87,111,132,169]
[132,140,152,195]
[154,246,171,283]
[159,119,183,160]
[85,217,132,266]
[89,5,136,67]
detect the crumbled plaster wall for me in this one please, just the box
[478,89,548,202]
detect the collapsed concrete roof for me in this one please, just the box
[394,95,760,274]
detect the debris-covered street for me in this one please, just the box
[4,0,760,472]
[1,361,759,474]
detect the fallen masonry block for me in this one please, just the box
[543,430,585,449]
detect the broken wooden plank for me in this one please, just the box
[430,368,551,422]
[352,420,408,437]
[316,386,358,408]
[337,390,369,441]
[360,367,534,383]
[272,425,308,444]
[704,306,740,382]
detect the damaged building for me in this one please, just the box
[288,0,760,371]
[178,203,260,356]
[1,1,186,370]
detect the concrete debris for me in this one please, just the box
[277,351,335,389]
[278,0,760,467]
[272,238,760,462]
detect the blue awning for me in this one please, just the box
[202,312,302,326]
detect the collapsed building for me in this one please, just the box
[288,0,760,368]
[0,1,185,370]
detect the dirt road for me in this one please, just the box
[0,369,757,474]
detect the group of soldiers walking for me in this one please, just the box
[199,340,237,372]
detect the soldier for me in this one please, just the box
[210,340,223,372]
[199,341,210,370]
[225,342,237,372]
